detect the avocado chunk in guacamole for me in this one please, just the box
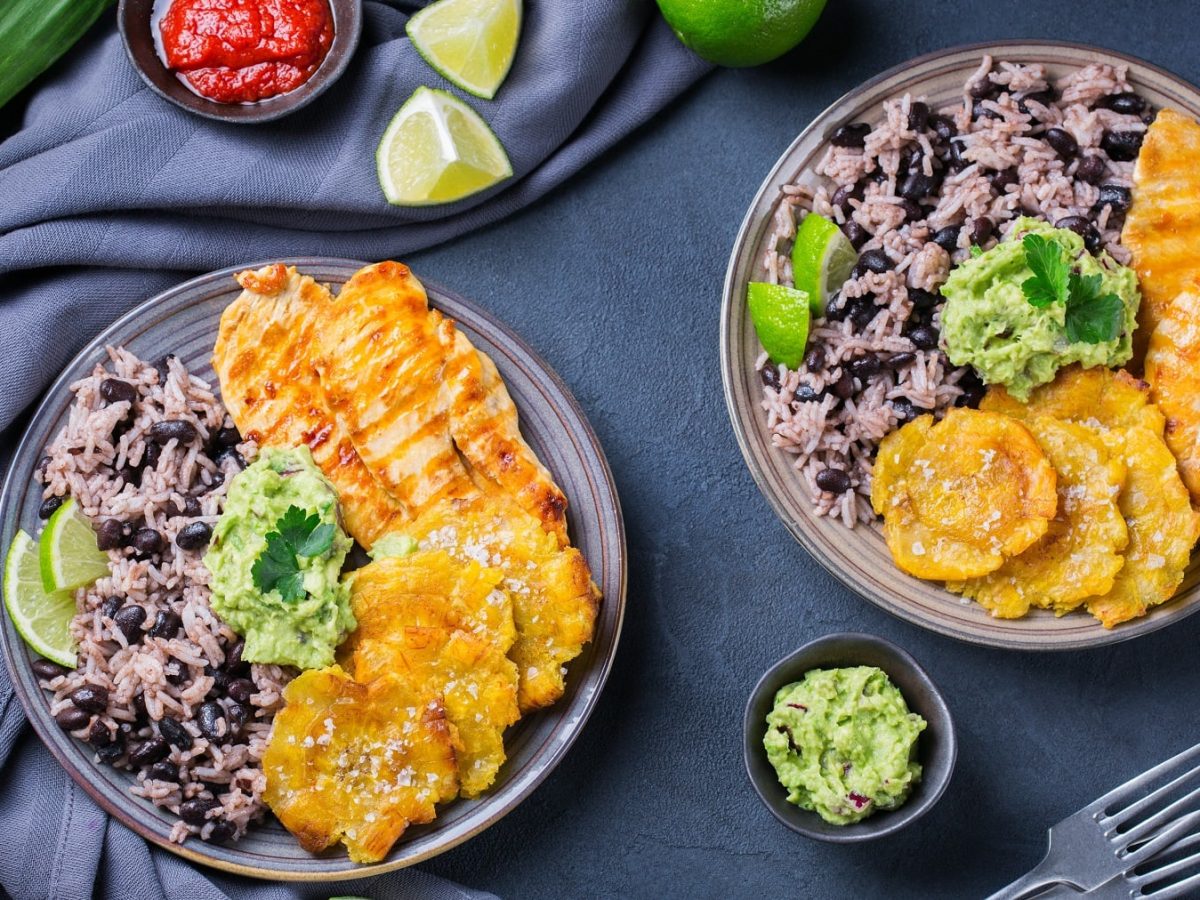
[763,666,926,825]
[941,217,1140,401]
[205,446,354,670]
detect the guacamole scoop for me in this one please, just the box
[763,666,926,825]
[940,217,1139,401]
[205,446,354,670]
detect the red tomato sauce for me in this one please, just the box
[158,0,334,104]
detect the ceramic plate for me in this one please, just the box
[721,41,1200,651]
[0,258,626,879]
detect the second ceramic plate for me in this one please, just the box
[721,41,1200,651]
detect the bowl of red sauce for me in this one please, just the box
[118,0,361,123]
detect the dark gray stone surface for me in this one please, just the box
[410,3,1200,897]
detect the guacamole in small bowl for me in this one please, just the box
[205,446,355,670]
[941,217,1140,401]
[763,666,926,825]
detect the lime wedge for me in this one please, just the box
[791,213,858,314]
[406,0,522,100]
[748,282,811,369]
[6,530,78,667]
[376,86,514,206]
[38,498,108,593]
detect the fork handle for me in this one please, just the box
[986,859,1082,900]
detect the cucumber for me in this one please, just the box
[0,0,115,109]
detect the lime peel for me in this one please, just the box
[791,213,858,315]
[38,497,108,593]
[6,529,78,668]
[748,282,812,370]
[406,0,522,100]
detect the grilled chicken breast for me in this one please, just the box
[213,264,408,547]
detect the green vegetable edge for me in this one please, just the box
[0,0,115,110]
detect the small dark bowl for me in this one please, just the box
[117,0,362,124]
[743,633,956,842]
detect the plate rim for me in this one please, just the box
[720,39,1200,652]
[0,256,627,880]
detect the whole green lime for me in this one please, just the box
[656,0,828,67]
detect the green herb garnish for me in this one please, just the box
[251,505,335,602]
[969,245,984,258]
[1020,233,1123,343]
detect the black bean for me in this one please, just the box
[855,249,892,276]
[1101,130,1143,162]
[897,145,924,177]
[118,465,141,487]
[179,797,220,826]
[158,715,194,750]
[830,122,871,148]
[946,140,968,172]
[1143,109,1158,126]
[148,420,198,445]
[99,379,137,405]
[908,288,939,312]
[164,658,190,686]
[929,114,957,142]
[1055,215,1102,252]
[113,606,146,643]
[133,528,164,556]
[1017,89,1056,117]
[32,658,70,681]
[197,702,226,741]
[759,365,780,390]
[969,217,995,246]
[212,425,241,452]
[148,610,182,640]
[87,718,112,747]
[144,441,161,472]
[971,99,1002,122]
[152,355,176,383]
[842,221,869,250]
[36,455,52,478]
[803,345,826,372]
[848,355,881,380]
[891,398,918,422]
[955,369,987,408]
[208,668,231,698]
[824,294,850,322]
[38,495,64,520]
[225,639,247,674]
[1096,183,1132,213]
[96,519,126,552]
[226,702,249,729]
[907,101,930,132]
[227,678,255,704]
[205,820,236,843]
[191,471,224,496]
[1075,155,1107,185]
[900,172,936,201]
[897,199,922,223]
[101,596,122,620]
[70,685,108,714]
[1043,127,1078,160]
[815,468,852,494]
[793,384,822,404]
[215,448,246,471]
[1095,92,1146,115]
[848,298,878,331]
[884,351,917,369]
[132,689,149,720]
[55,707,91,731]
[831,181,864,211]
[909,326,940,351]
[831,372,856,401]
[991,167,1018,193]
[148,760,180,783]
[96,740,126,765]
[968,78,1000,100]
[129,736,169,767]
[176,522,212,551]
[932,225,962,254]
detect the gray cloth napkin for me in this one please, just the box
[0,1,708,897]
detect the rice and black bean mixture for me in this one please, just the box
[756,56,1150,527]
[32,347,285,844]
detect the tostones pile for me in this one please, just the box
[874,366,1200,628]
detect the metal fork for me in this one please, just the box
[988,742,1200,900]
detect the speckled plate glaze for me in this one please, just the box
[0,259,626,879]
[721,41,1200,651]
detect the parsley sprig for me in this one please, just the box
[1020,233,1124,344]
[251,505,335,602]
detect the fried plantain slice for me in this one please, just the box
[403,493,600,712]
[1122,109,1200,353]
[947,418,1128,618]
[341,551,520,797]
[871,409,1058,580]
[1085,426,1200,628]
[262,666,459,863]
[1145,291,1200,502]
[980,365,1165,435]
